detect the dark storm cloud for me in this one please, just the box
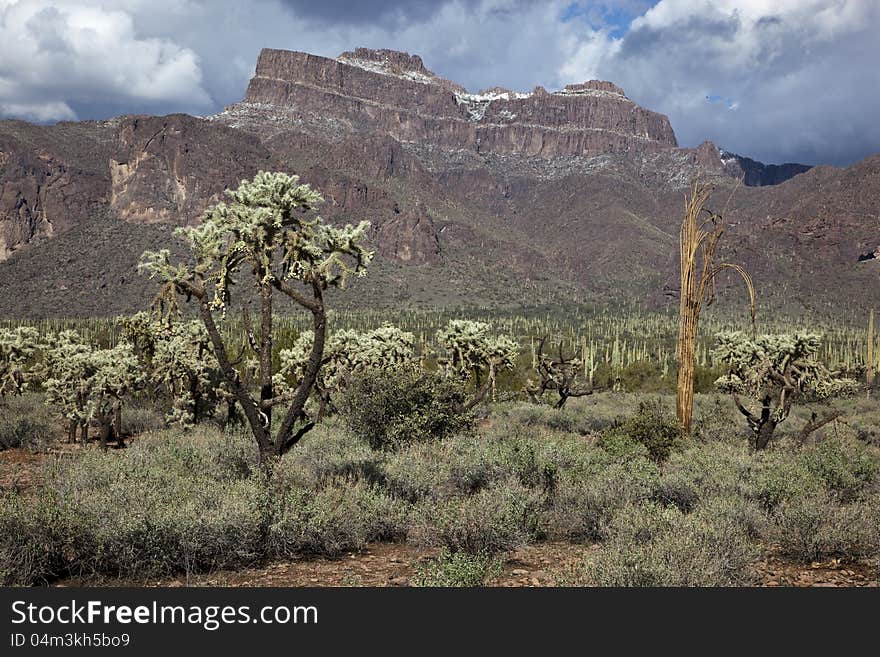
[617,13,740,59]
[278,0,457,24]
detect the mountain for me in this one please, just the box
[719,150,813,187]
[0,47,875,319]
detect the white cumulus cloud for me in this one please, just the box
[0,0,212,121]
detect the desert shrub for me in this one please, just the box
[381,441,456,502]
[0,491,78,585]
[597,431,652,460]
[274,423,384,490]
[654,443,754,511]
[500,403,600,435]
[15,428,269,580]
[0,393,53,451]
[699,494,768,541]
[546,458,660,541]
[45,436,268,578]
[587,500,758,586]
[411,548,502,587]
[388,435,516,500]
[797,439,878,502]
[382,432,562,503]
[506,442,563,494]
[74,478,268,578]
[651,474,701,513]
[0,416,52,452]
[409,478,541,554]
[339,368,474,450]
[269,480,408,558]
[692,395,743,443]
[598,399,681,463]
[120,403,166,436]
[773,492,878,563]
[3,443,269,583]
[741,453,823,512]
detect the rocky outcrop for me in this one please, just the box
[374,204,441,264]
[685,141,811,187]
[110,114,272,224]
[720,150,812,186]
[236,47,678,158]
[0,122,112,259]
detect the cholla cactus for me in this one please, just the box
[436,320,518,407]
[139,172,373,461]
[42,331,141,447]
[0,326,39,397]
[714,331,857,449]
[120,312,226,427]
[276,323,416,417]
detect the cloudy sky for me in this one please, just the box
[0,0,877,166]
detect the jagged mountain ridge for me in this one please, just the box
[0,47,874,318]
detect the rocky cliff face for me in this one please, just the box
[109,114,271,224]
[236,48,678,159]
[0,121,112,259]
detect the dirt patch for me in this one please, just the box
[755,545,879,587]
[0,447,55,492]
[54,541,879,588]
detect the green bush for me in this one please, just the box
[411,548,503,587]
[0,394,53,451]
[0,429,269,581]
[120,404,166,436]
[546,458,660,541]
[499,404,603,435]
[0,491,77,585]
[598,400,681,463]
[275,423,384,490]
[692,396,743,443]
[773,492,878,563]
[410,478,541,554]
[587,500,758,586]
[654,443,755,511]
[797,439,878,502]
[338,368,475,450]
[381,441,457,502]
[44,433,268,579]
[742,454,823,512]
[270,480,408,558]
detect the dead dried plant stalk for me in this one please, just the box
[676,181,755,434]
[867,309,875,388]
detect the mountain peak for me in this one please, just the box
[338,48,430,75]
[241,47,677,157]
